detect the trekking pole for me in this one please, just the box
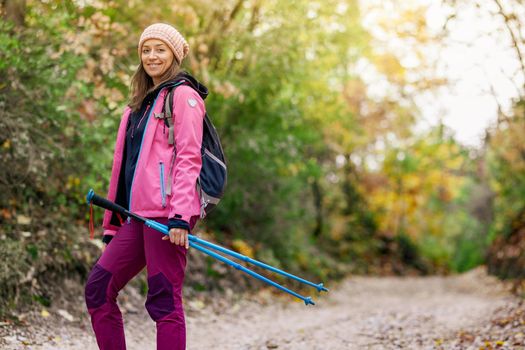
[86,189,326,293]
[184,242,314,305]
[86,189,322,305]
[144,213,328,293]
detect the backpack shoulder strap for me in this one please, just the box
[164,88,176,145]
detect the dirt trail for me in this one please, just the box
[2,268,518,350]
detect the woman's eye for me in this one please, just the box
[143,49,150,54]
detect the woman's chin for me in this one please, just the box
[145,69,163,78]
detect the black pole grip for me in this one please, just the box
[86,189,129,219]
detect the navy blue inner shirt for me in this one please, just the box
[123,95,154,206]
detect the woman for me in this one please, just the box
[84,23,208,350]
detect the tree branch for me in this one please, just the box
[493,0,525,82]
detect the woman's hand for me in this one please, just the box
[163,228,189,249]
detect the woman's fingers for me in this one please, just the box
[166,228,189,248]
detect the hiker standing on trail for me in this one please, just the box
[84,23,209,350]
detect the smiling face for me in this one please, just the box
[141,38,175,85]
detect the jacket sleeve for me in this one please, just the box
[103,229,117,236]
[169,86,205,224]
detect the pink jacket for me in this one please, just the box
[102,85,205,236]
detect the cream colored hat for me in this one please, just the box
[138,23,189,65]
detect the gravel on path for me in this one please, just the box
[1,267,520,350]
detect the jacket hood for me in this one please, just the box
[152,71,209,101]
[175,71,209,100]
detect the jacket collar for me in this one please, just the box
[142,71,210,104]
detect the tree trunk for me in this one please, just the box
[2,0,26,27]
[312,178,323,237]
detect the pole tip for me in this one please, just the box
[86,189,95,204]
[317,283,329,292]
[303,297,315,306]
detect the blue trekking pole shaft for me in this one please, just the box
[146,219,327,292]
[86,189,326,292]
[190,241,314,305]
[143,220,318,303]
[194,236,327,292]
[142,221,315,304]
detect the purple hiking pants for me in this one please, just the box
[85,218,194,350]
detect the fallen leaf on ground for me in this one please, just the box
[57,309,74,322]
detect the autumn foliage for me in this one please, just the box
[0,0,524,315]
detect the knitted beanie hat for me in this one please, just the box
[138,23,189,65]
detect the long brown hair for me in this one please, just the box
[129,60,182,112]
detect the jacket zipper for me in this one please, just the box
[131,103,151,139]
[128,94,160,211]
[159,161,167,208]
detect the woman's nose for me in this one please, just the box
[146,51,158,59]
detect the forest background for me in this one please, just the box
[0,0,524,316]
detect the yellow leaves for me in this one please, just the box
[295,251,310,269]
[287,163,300,177]
[374,53,406,84]
[330,216,349,241]
[397,7,429,42]
[367,132,469,242]
[364,1,431,43]
[276,162,303,177]
[478,340,507,349]
[404,173,420,192]
[2,139,11,149]
[66,176,81,190]
[232,239,254,258]
[41,309,50,318]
